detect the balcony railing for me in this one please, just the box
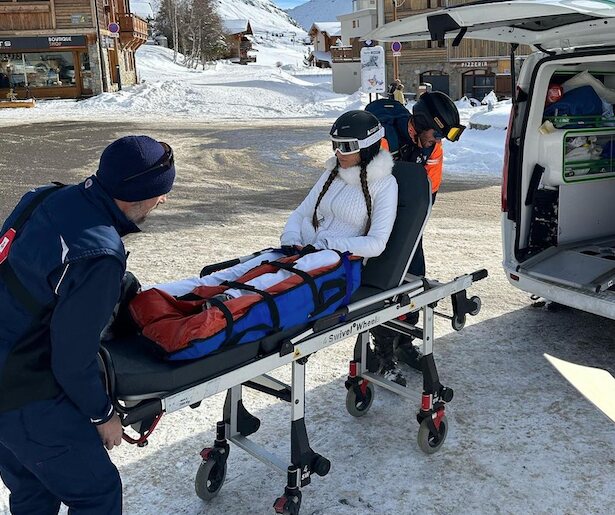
[119,13,147,38]
[0,2,52,31]
[118,13,148,50]
[352,0,376,11]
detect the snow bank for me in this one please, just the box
[469,101,512,129]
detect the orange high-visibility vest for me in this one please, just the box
[381,138,443,194]
[425,142,443,194]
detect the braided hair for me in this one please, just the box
[312,164,339,231]
[359,163,372,235]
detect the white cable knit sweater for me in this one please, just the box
[280,150,398,258]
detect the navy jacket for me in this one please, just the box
[0,176,139,423]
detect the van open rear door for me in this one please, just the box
[364,0,615,50]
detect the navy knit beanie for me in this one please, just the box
[96,135,176,202]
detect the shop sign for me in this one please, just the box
[460,61,489,68]
[0,36,87,51]
[71,14,88,25]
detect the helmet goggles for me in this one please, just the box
[330,125,385,155]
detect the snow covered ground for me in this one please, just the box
[1,34,615,514]
[0,43,510,179]
[1,118,614,515]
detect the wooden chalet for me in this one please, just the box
[0,0,148,99]
[308,22,341,68]
[223,19,256,65]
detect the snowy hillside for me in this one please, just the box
[288,0,352,31]
[216,0,302,34]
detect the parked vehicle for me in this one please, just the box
[367,0,615,319]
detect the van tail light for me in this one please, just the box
[501,94,517,213]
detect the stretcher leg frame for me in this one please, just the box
[107,270,486,512]
[347,300,459,454]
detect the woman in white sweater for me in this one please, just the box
[154,110,398,298]
[281,111,397,260]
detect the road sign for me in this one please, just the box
[108,22,120,34]
[391,41,402,56]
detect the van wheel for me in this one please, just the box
[452,315,466,331]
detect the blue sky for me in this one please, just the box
[276,0,305,9]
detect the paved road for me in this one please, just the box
[0,121,499,223]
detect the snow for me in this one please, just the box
[1,30,615,514]
[216,0,301,34]
[288,0,352,32]
[468,101,512,130]
[310,21,342,36]
[130,0,155,19]
[0,41,512,182]
[222,19,251,35]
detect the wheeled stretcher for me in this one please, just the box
[98,162,487,514]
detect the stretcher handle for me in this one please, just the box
[471,269,488,282]
[200,258,241,278]
[120,399,163,426]
[199,248,276,277]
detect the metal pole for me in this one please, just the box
[393,0,399,80]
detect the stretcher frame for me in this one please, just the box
[104,267,486,514]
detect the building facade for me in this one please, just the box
[308,22,341,68]
[223,19,256,65]
[0,0,147,99]
[384,0,530,100]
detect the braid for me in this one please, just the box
[359,163,372,235]
[312,166,339,230]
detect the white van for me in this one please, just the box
[367,0,615,319]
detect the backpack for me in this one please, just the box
[365,98,413,158]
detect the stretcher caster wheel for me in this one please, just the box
[345,383,374,417]
[274,490,302,515]
[452,315,466,331]
[195,458,227,500]
[469,296,481,316]
[417,415,448,455]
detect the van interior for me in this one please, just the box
[516,53,615,294]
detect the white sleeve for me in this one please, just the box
[280,171,332,246]
[319,177,398,258]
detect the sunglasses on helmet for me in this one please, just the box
[122,142,174,182]
[444,125,465,142]
[330,126,385,155]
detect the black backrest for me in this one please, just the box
[361,161,431,290]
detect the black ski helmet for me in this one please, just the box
[330,110,385,164]
[412,91,465,142]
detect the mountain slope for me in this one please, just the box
[216,0,303,34]
[287,0,352,31]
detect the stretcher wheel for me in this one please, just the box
[345,383,374,417]
[452,315,466,331]
[417,415,448,455]
[469,296,481,316]
[195,458,227,500]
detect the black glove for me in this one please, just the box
[298,244,317,257]
[280,245,298,256]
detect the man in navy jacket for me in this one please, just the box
[0,135,176,514]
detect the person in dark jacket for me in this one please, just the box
[0,135,176,514]
[372,92,464,386]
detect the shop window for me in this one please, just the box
[0,52,75,89]
[462,69,495,100]
[80,51,93,93]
